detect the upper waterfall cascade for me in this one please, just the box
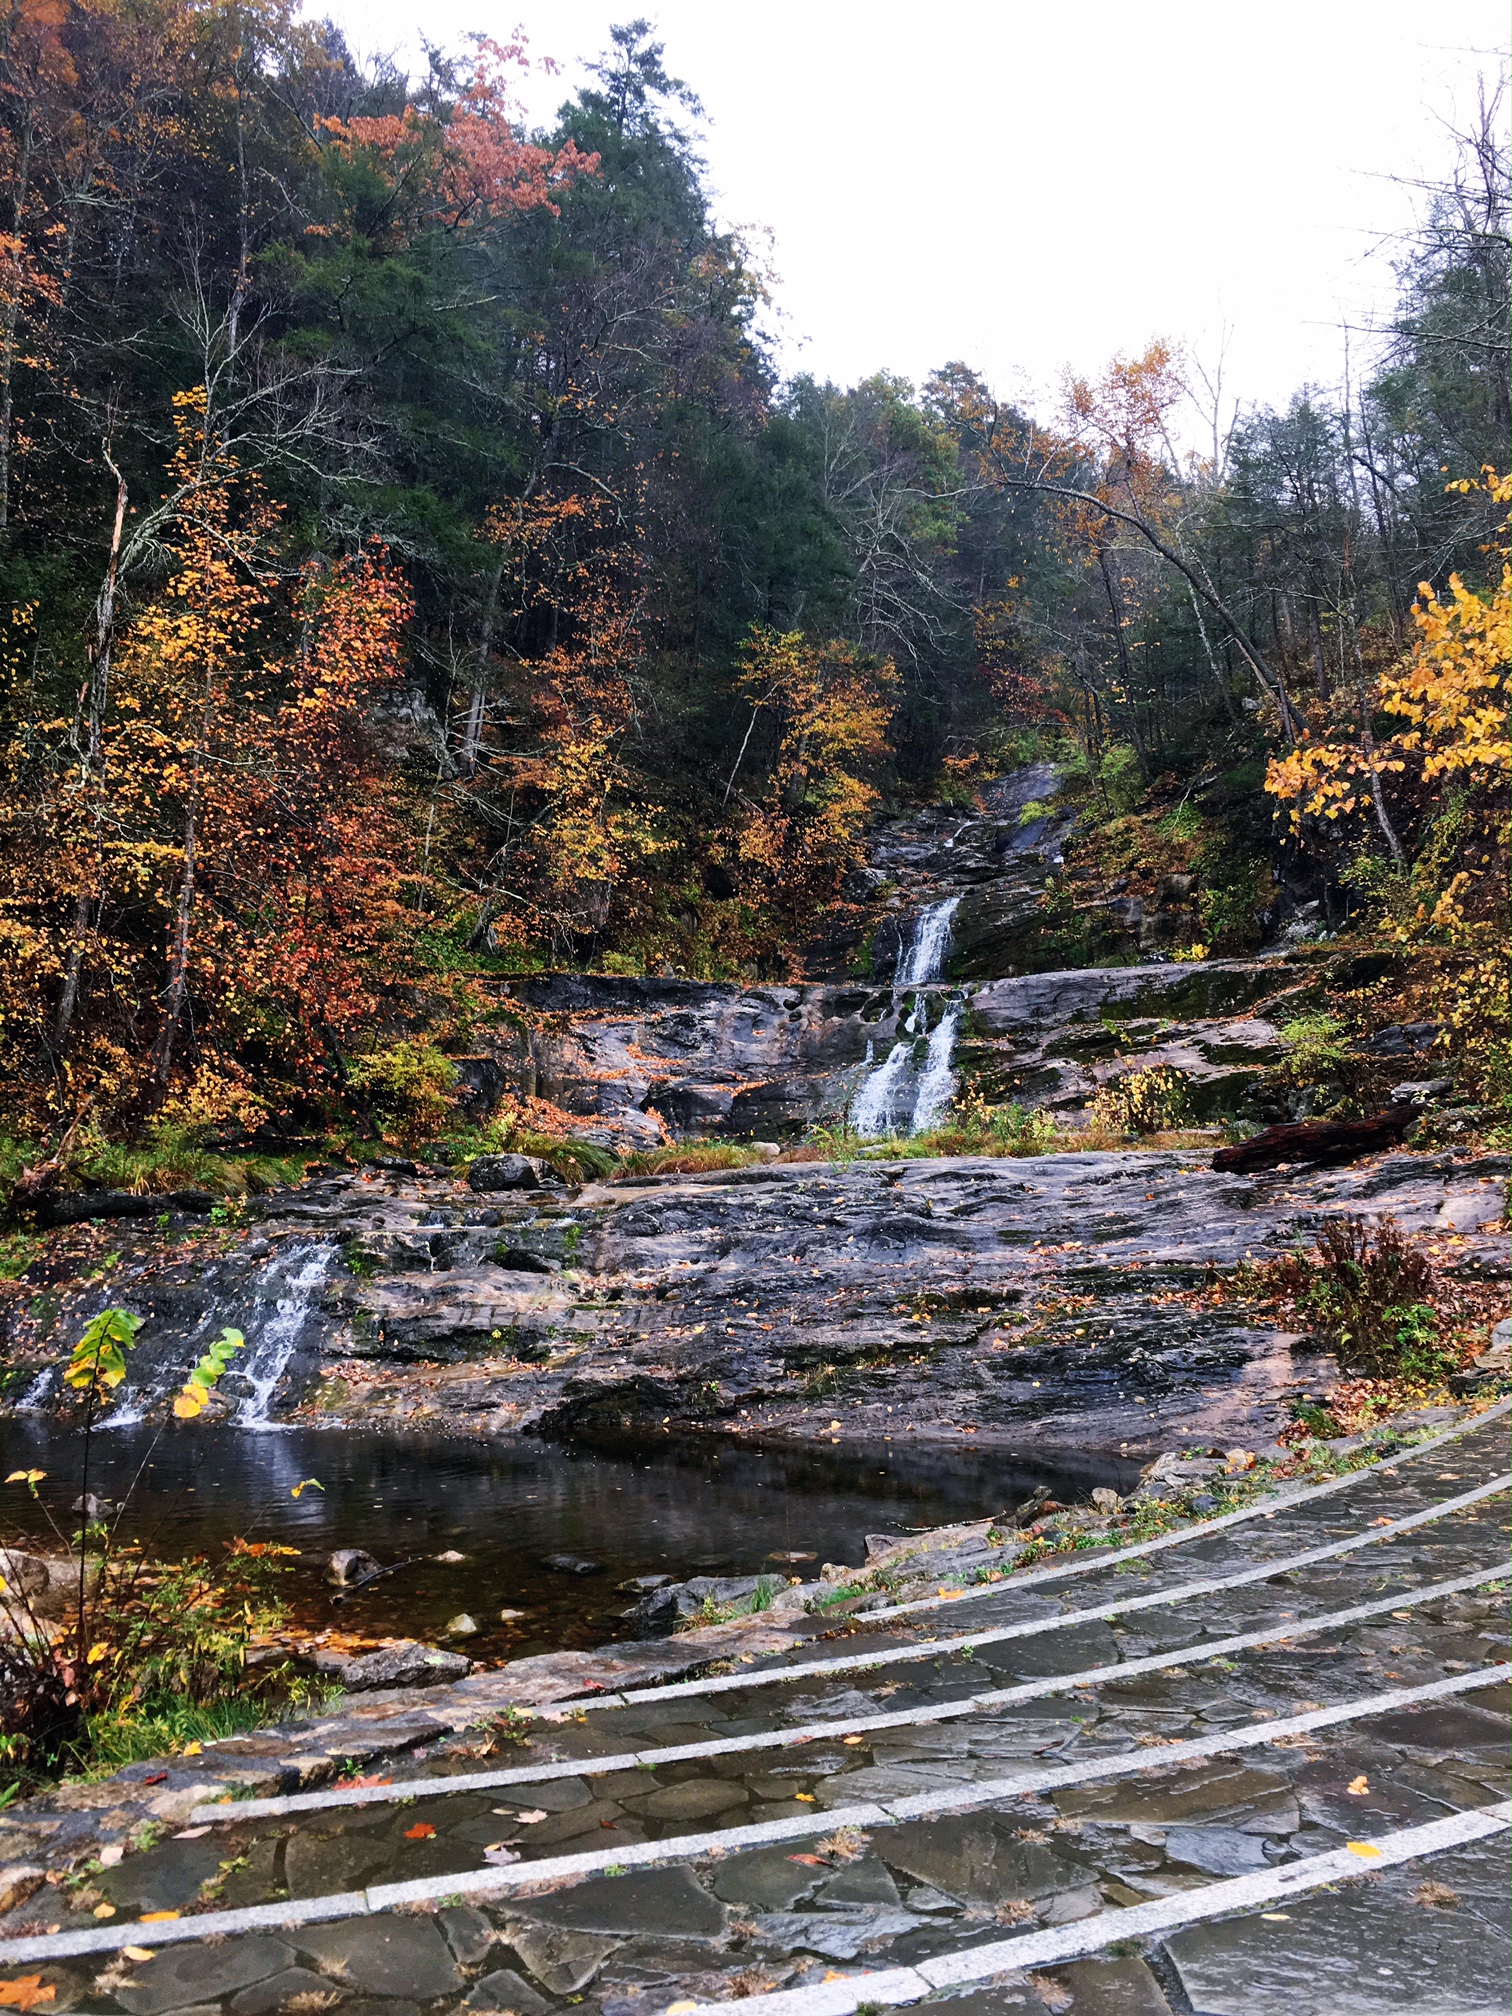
[896,894,962,985]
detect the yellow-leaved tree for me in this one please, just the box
[730,628,897,949]
[1265,469,1509,1086]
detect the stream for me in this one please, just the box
[0,1417,1138,1662]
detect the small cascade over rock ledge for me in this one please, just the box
[849,896,966,1136]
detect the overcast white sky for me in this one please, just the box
[320,0,1507,426]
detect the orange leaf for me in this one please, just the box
[0,1979,55,2010]
[403,1823,436,1840]
[786,1853,826,1866]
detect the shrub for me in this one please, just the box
[1090,1066,1192,1135]
[1098,743,1143,813]
[1279,1013,1349,1079]
[1283,1215,1449,1379]
[617,1143,764,1177]
[0,1312,308,1786]
[347,1040,458,1144]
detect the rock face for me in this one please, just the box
[443,766,1308,1143]
[19,1138,1491,1461]
[3,767,1503,1459]
[473,953,1308,1147]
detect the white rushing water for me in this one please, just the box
[896,894,961,985]
[911,999,963,1131]
[849,1005,921,1136]
[238,1241,335,1428]
[849,896,967,1136]
[16,1367,55,1412]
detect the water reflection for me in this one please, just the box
[0,1419,1140,1661]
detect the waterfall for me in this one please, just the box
[849,1000,921,1136]
[849,990,963,1138]
[911,999,962,1131]
[237,1241,335,1428]
[847,896,967,1137]
[896,894,961,985]
[16,1368,55,1412]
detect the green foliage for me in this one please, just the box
[173,1327,243,1419]
[0,1233,42,1282]
[1279,1013,1349,1079]
[63,1308,142,1404]
[1097,744,1144,813]
[1090,1066,1192,1136]
[348,1042,459,1146]
[806,1121,864,1166]
[1159,800,1203,841]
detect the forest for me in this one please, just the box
[0,5,1505,1160]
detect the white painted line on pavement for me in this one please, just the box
[545,1472,1510,1710]
[19,1649,1505,1965]
[192,1549,1509,1825]
[862,1396,1512,1625]
[657,1801,1512,2016]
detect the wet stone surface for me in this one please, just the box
[0,1410,1505,2014]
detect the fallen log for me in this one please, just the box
[1212,1109,1417,1174]
[26,1187,216,1227]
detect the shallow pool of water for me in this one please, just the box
[0,1418,1140,1662]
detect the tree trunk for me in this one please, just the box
[55,466,129,1051]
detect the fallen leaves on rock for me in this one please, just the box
[403,1823,436,1840]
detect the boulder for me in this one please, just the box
[308,1638,471,1690]
[620,1572,772,1636]
[468,1154,541,1193]
[1388,1077,1455,1107]
[0,1549,50,1598]
[497,1246,557,1274]
[325,1547,382,1588]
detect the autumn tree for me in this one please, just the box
[728,626,896,945]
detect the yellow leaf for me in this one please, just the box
[1346,1774,1369,1795]
[1346,1841,1383,1860]
[180,1742,201,1756]
[86,1643,109,1665]
[794,1792,815,1802]
[123,1947,155,1962]
[92,1902,116,1919]
[172,1395,203,1419]
[138,1910,180,1922]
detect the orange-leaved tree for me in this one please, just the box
[0,385,421,1135]
[317,35,595,242]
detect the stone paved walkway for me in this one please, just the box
[1,1410,1506,2015]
